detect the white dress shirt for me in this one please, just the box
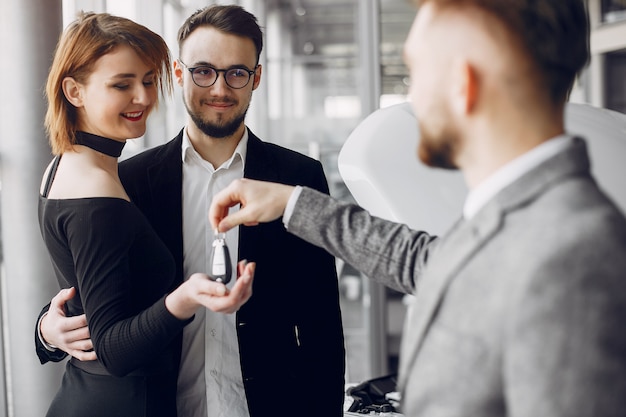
[177,128,250,417]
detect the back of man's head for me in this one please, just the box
[416,0,589,105]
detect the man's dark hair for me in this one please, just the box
[177,5,264,64]
[418,0,590,104]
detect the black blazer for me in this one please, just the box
[118,129,346,417]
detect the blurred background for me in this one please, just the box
[0,0,624,415]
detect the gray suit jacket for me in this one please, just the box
[288,138,626,417]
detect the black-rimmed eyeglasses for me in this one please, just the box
[179,59,257,89]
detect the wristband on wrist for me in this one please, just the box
[38,311,59,351]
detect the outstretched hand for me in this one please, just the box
[202,260,255,314]
[209,178,295,232]
[166,260,256,319]
[40,287,97,361]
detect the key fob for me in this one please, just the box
[209,232,232,284]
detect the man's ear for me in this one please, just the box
[251,64,262,91]
[62,77,83,107]
[173,59,185,87]
[451,59,478,115]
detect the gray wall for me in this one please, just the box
[0,1,65,416]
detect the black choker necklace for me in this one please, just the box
[74,131,126,157]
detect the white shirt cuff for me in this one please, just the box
[282,186,303,229]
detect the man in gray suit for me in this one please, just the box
[209,0,626,416]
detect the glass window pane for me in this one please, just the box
[266,0,360,163]
[602,0,626,23]
[380,1,415,108]
[605,49,626,113]
[265,0,420,384]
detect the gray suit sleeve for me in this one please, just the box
[287,186,439,295]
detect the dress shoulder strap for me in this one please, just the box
[42,155,62,198]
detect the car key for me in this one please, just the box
[209,231,232,284]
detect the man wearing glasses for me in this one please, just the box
[36,5,346,417]
[179,62,257,90]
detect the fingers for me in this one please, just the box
[237,259,248,277]
[237,260,255,285]
[203,262,255,314]
[208,280,227,297]
[42,289,97,361]
[209,180,245,231]
[60,315,90,339]
[59,313,88,332]
[63,330,94,355]
[50,287,76,311]
[53,313,94,353]
[169,264,255,318]
[209,178,295,232]
[232,262,254,297]
[70,349,97,362]
[198,273,234,297]
[57,320,96,361]
[232,265,254,304]
[225,261,255,311]
[217,210,255,233]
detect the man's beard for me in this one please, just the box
[185,98,249,138]
[417,125,459,170]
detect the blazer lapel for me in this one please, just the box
[243,131,280,182]
[145,132,184,220]
[238,131,282,257]
[397,205,503,390]
[145,133,185,283]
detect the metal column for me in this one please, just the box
[357,0,388,380]
[0,1,65,416]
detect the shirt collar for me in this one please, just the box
[463,134,572,220]
[181,127,248,170]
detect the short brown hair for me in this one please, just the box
[45,12,172,155]
[177,5,263,65]
[416,0,590,104]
